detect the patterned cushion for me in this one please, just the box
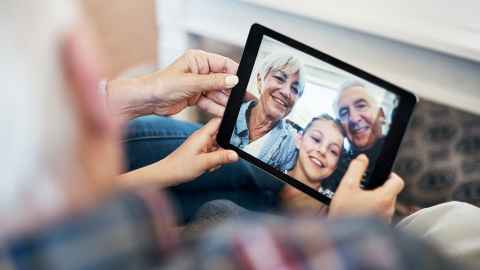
[394,99,480,214]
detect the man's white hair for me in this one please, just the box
[0,0,78,235]
[333,79,398,135]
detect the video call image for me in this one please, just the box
[230,36,399,198]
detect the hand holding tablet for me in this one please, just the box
[217,24,417,205]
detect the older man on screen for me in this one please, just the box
[334,80,389,171]
[230,53,305,171]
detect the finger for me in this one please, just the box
[244,91,257,102]
[208,165,221,173]
[195,53,210,74]
[186,53,199,74]
[377,172,405,196]
[339,154,369,189]
[181,50,238,74]
[193,118,222,140]
[197,96,225,117]
[204,90,229,107]
[221,88,232,96]
[205,52,239,74]
[182,73,239,94]
[188,118,222,153]
[204,134,220,151]
[198,150,239,172]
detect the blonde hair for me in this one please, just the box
[256,53,305,96]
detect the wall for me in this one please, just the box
[81,0,157,77]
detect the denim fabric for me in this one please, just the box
[230,101,297,171]
[123,115,285,224]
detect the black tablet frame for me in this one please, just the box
[217,23,418,205]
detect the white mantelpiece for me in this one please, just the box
[156,0,480,115]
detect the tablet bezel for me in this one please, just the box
[217,23,418,205]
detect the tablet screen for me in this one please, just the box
[229,36,400,199]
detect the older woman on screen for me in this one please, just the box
[230,53,305,171]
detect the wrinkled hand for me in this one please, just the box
[149,50,240,116]
[108,50,240,120]
[160,118,238,184]
[329,154,404,223]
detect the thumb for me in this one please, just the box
[196,150,239,172]
[377,172,405,197]
[190,118,222,146]
[182,73,239,94]
[339,154,369,190]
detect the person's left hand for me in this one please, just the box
[107,50,240,119]
[162,118,239,183]
[118,118,239,188]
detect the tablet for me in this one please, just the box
[217,23,417,205]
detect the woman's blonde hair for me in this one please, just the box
[256,52,305,96]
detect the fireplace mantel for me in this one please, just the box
[156,0,480,115]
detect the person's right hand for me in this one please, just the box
[329,154,404,223]
[160,118,238,183]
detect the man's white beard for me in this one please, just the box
[0,0,78,237]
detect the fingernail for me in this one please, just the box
[228,151,238,161]
[225,75,239,88]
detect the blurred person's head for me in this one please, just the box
[335,81,385,151]
[290,115,344,188]
[254,53,305,122]
[1,0,121,238]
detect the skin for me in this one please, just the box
[330,155,404,223]
[119,118,238,188]
[7,25,241,237]
[336,86,385,151]
[65,42,241,193]
[66,36,403,224]
[107,49,241,120]
[248,69,301,141]
[282,119,343,214]
[10,11,404,236]
[288,119,344,189]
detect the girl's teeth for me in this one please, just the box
[311,157,323,167]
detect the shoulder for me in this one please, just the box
[281,119,300,135]
[241,99,256,111]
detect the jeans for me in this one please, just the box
[123,115,284,223]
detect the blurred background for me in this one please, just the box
[82,0,480,214]
[82,0,158,77]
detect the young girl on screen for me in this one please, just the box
[281,114,345,212]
